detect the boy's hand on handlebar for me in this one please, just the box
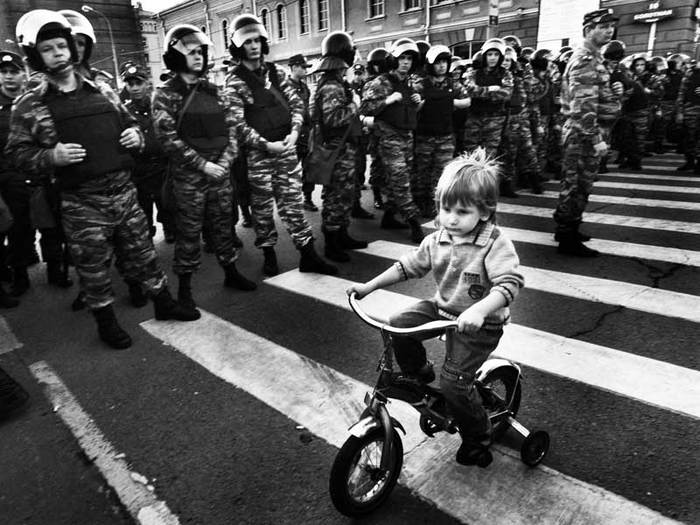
[457,307,485,334]
[346,283,372,299]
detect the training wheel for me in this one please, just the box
[520,430,550,467]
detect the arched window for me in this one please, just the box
[222,19,228,47]
[260,9,270,34]
[299,0,310,34]
[200,25,206,33]
[276,5,287,40]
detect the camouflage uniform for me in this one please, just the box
[676,67,700,161]
[553,40,620,236]
[463,66,513,158]
[547,67,566,176]
[152,76,239,275]
[412,75,468,213]
[534,66,556,175]
[310,77,361,231]
[288,76,314,198]
[223,62,313,249]
[5,74,168,309]
[360,72,421,222]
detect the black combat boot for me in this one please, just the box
[351,199,374,219]
[0,284,19,309]
[372,186,384,209]
[240,205,253,228]
[71,290,87,311]
[694,158,700,175]
[177,273,197,310]
[153,287,201,321]
[223,263,257,290]
[0,366,29,421]
[499,180,518,198]
[92,305,132,350]
[126,280,148,308]
[299,240,338,275]
[10,267,29,297]
[338,226,368,250]
[323,229,350,263]
[262,247,279,277]
[0,264,12,283]
[598,157,609,174]
[380,210,409,229]
[526,172,543,194]
[557,231,599,257]
[677,156,694,171]
[408,218,425,244]
[46,261,73,288]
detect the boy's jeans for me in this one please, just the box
[389,300,503,442]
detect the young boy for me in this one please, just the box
[346,148,524,467]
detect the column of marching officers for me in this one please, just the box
[0,9,699,350]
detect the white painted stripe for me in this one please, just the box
[141,311,679,525]
[0,316,22,355]
[265,272,700,420]
[497,203,699,234]
[357,240,700,323]
[520,190,700,211]
[638,164,681,171]
[498,227,700,267]
[594,181,700,193]
[600,172,700,183]
[29,361,180,525]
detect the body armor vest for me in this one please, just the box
[416,77,455,136]
[235,63,292,142]
[180,88,228,156]
[470,68,507,117]
[376,74,418,130]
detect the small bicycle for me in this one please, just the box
[329,292,550,517]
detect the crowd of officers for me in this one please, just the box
[0,7,698,359]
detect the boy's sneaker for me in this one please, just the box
[456,442,493,468]
[407,361,435,384]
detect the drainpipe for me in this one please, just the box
[424,0,431,41]
[200,0,212,35]
[341,0,346,31]
[252,0,257,15]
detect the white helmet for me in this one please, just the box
[58,10,96,43]
[425,45,452,65]
[16,9,72,48]
[482,38,506,57]
[390,38,419,59]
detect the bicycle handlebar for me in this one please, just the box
[348,292,458,335]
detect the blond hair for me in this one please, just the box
[434,147,500,219]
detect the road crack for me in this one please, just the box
[631,259,683,288]
[567,305,625,339]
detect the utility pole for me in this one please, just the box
[487,0,499,39]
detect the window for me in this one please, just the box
[404,0,420,9]
[318,0,329,30]
[200,26,206,33]
[369,0,384,18]
[260,8,270,33]
[276,5,288,40]
[222,19,228,47]
[300,0,310,34]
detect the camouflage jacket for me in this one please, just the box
[310,77,358,130]
[359,71,419,116]
[125,96,166,160]
[410,74,469,99]
[0,90,19,182]
[223,62,304,151]
[676,67,700,110]
[560,39,620,140]
[152,75,237,172]
[638,71,665,103]
[463,66,513,102]
[4,72,142,182]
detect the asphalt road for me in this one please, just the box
[1,152,699,525]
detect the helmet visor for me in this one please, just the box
[173,31,213,55]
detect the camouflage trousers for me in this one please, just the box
[547,112,565,175]
[681,104,700,158]
[502,111,540,184]
[412,134,454,207]
[537,114,552,173]
[376,121,420,221]
[553,124,599,235]
[171,167,238,275]
[247,147,313,249]
[623,109,650,161]
[463,115,506,159]
[368,130,386,189]
[61,175,167,310]
[322,143,357,231]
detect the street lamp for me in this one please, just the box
[81,4,120,87]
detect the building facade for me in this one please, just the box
[0,0,144,82]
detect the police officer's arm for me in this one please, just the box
[486,70,513,102]
[4,97,54,180]
[151,87,209,172]
[359,77,399,116]
[452,81,471,108]
[319,83,357,128]
[277,66,304,145]
[98,83,145,152]
[223,74,271,152]
[217,84,238,168]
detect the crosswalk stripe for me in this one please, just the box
[498,203,699,234]
[600,172,700,183]
[29,361,180,525]
[516,190,700,211]
[265,272,700,420]
[496,227,700,267]
[593,181,700,193]
[141,311,679,525]
[356,240,700,323]
[638,164,680,171]
[0,316,22,355]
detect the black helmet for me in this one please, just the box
[531,49,551,71]
[316,31,355,71]
[602,40,626,61]
[163,24,213,75]
[228,14,269,60]
[367,47,389,75]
